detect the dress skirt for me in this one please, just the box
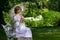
[13,22,32,40]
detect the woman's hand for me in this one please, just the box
[20,17,24,23]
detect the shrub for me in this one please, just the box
[24,17,44,28]
[42,10,60,27]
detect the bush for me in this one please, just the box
[25,10,60,28]
[42,10,60,27]
[24,17,44,28]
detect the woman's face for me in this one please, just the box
[16,9,22,15]
[17,9,21,13]
[15,6,22,14]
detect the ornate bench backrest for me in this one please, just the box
[1,23,13,37]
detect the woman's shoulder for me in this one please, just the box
[13,15,18,19]
[13,15,17,17]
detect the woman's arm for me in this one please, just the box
[20,16,25,23]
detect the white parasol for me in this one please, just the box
[9,3,26,18]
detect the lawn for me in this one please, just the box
[32,27,60,40]
[0,27,60,40]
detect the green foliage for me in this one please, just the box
[24,18,44,27]
[42,10,60,27]
[24,10,60,27]
[3,11,9,23]
[3,0,60,28]
[48,0,59,11]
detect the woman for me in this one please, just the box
[13,6,32,40]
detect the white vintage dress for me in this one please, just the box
[13,15,32,38]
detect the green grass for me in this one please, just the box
[32,27,60,40]
[0,29,7,40]
[0,27,60,40]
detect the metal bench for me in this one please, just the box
[1,23,15,40]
